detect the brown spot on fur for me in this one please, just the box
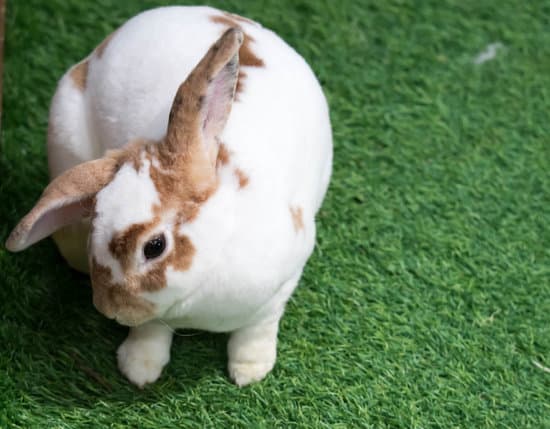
[147,151,209,222]
[235,70,246,96]
[290,206,304,232]
[91,258,155,325]
[107,138,157,172]
[138,230,195,292]
[234,168,249,188]
[210,15,264,68]
[237,35,264,68]
[103,206,196,293]
[95,30,117,58]
[109,222,149,269]
[210,14,264,98]
[70,60,89,91]
[171,233,195,270]
[224,11,258,26]
[217,143,231,166]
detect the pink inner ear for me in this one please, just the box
[203,76,228,132]
[201,59,237,145]
[24,196,94,249]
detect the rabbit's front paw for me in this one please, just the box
[117,323,172,388]
[227,319,279,387]
[228,359,275,387]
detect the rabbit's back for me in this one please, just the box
[83,6,331,214]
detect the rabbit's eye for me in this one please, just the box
[144,234,166,260]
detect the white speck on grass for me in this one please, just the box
[532,360,550,374]
[473,42,504,64]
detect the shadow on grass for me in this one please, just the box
[2,241,230,409]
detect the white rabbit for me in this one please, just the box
[6,6,332,387]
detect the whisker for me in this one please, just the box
[157,318,203,337]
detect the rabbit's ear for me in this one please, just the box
[5,157,119,252]
[163,27,243,162]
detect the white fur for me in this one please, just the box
[48,62,99,178]
[228,318,280,386]
[48,6,332,386]
[92,161,160,282]
[117,321,173,388]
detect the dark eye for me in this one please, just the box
[144,234,166,260]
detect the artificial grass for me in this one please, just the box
[1,0,549,427]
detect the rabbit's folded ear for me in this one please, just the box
[163,27,243,163]
[5,157,119,252]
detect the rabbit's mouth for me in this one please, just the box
[91,257,157,326]
[115,314,149,327]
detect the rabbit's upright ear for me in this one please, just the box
[5,157,119,252]
[163,27,243,164]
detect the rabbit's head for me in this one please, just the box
[6,28,244,326]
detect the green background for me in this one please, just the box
[1,1,549,427]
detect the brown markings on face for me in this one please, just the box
[234,168,249,189]
[103,196,197,294]
[140,230,195,292]
[290,206,304,232]
[96,139,205,298]
[109,222,150,270]
[171,232,195,270]
[209,14,265,98]
[91,258,155,325]
[95,30,117,58]
[70,60,89,91]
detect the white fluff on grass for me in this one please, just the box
[473,42,504,64]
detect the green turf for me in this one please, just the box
[1,0,549,427]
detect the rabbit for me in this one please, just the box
[5,6,332,387]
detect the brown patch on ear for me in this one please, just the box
[234,168,249,189]
[139,27,240,218]
[6,156,120,252]
[95,30,117,58]
[70,60,89,91]
[290,206,304,232]
[159,27,242,183]
[209,14,265,98]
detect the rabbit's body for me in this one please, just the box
[9,6,331,386]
